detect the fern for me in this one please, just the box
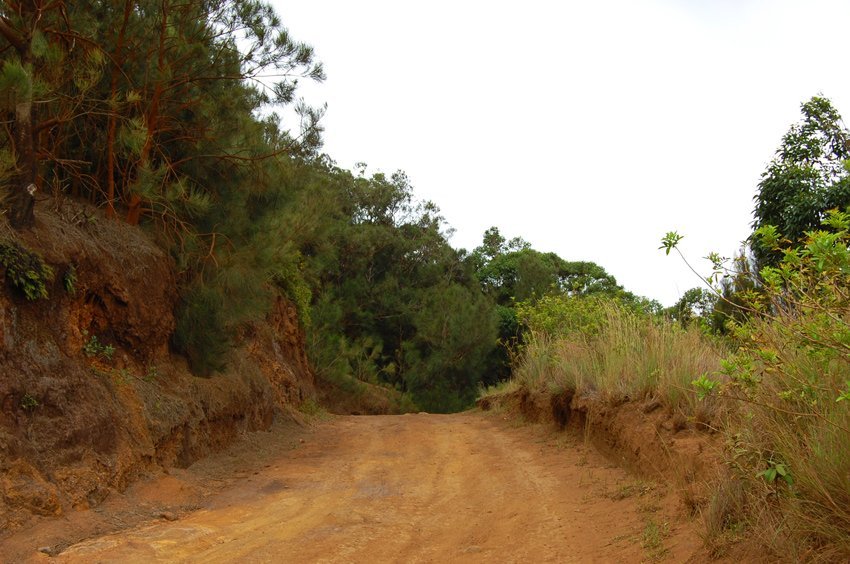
[0,241,54,300]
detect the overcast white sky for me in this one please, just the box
[270,0,850,306]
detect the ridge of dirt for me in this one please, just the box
[480,387,723,497]
[2,413,718,563]
[476,387,775,561]
[0,200,315,534]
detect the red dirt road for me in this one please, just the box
[4,413,703,563]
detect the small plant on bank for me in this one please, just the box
[642,518,670,561]
[757,459,794,486]
[83,331,115,360]
[691,373,719,400]
[298,397,332,421]
[0,241,54,300]
[63,264,77,295]
[114,368,131,384]
[143,364,159,382]
[20,393,39,411]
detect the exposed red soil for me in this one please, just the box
[2,413,714,563]
[490,387,724,502]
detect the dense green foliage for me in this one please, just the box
[752,96,850,268]
[2,2,648,411]
[299,166,498,412]
[469,226,659,384]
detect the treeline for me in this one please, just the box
[0,1,653,412]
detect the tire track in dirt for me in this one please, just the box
[12,412,704,563]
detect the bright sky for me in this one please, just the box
[270,0,850,306]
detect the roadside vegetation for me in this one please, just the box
[482,96,850,561]
[508,296,725,417]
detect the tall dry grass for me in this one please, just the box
[511,302,724,417]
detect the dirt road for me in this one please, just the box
[5,413,703,563]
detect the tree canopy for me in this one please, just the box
[752,95,850,267]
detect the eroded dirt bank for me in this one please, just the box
[4,412,711,563]
[0,202,314,532]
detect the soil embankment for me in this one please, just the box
[3,413,709,563]
[484,388,722,499]
[0,201,315,533]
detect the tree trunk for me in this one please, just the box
[9,54,36,229]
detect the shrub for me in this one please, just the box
[0,240,54,300]
[516,294,610,338]
[20,393,39,411]
[63,264,77,295]
[271,253,312,327]
[83,332,115,360]
[715,215,850,558]
[174,259,275,376]
[173,282,231,376]
[666,212,850,559]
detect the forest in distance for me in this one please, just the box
[2,2,850,558]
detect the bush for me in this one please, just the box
[0,240,54,300]
[173,282,231,376]
[664,212,850,559]
[704,213,850,559]
[516,294,610,338]
[173,257,276,376]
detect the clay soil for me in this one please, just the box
[2,412,709,563]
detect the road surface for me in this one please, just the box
[7,413,702,563]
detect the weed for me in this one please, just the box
[83,332,115,360]
[638,501,662,514]
[113,368,130,385]
[757,459,793,486]
[20,393,38,411]
[701,476,747,558]
[691,373,719,400]
[143,364,159,382]
[610,479,655,501]
[642,518,670,561]
[610,532,635,544]
[63,264,77,295]
[298,397,331,421]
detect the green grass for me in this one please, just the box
[642,518,670,561]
